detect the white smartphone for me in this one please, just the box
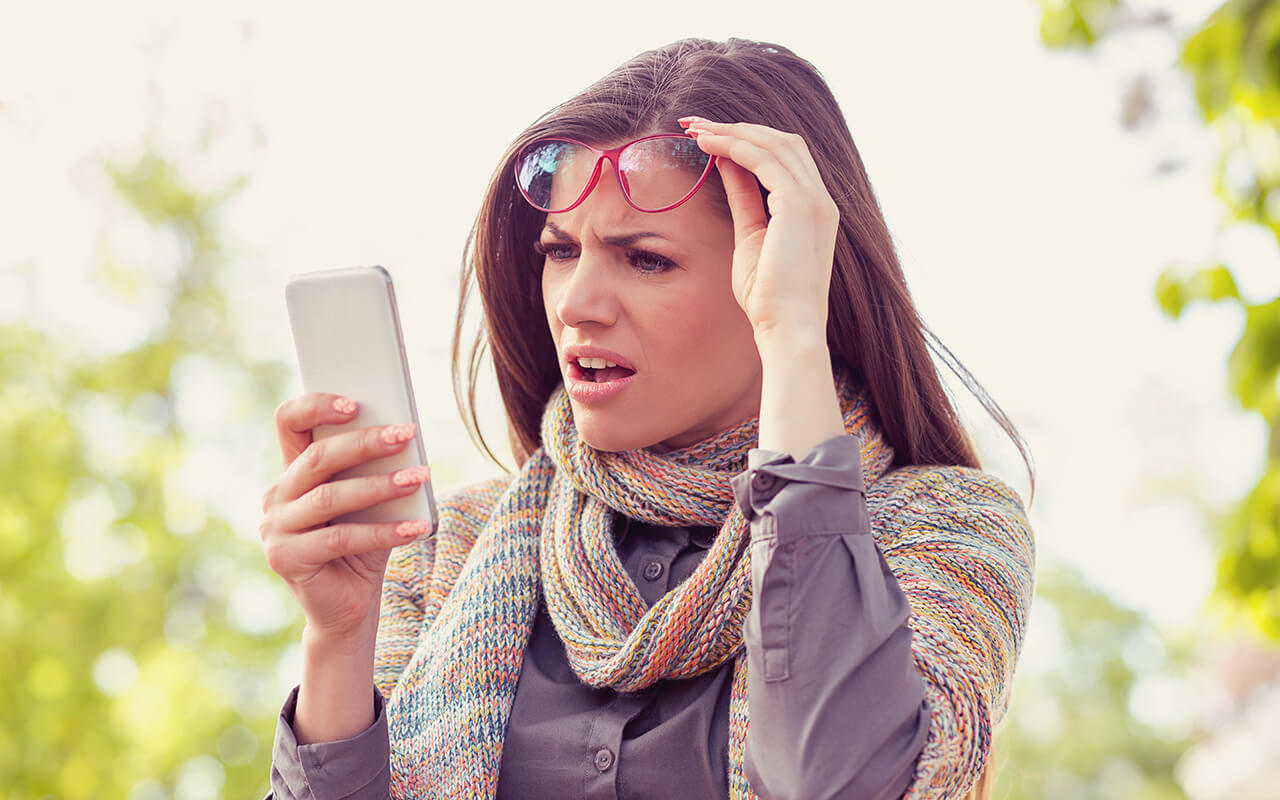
[285,265,437,533]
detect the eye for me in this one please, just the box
[533,240,578,262]
[627,249,676,275]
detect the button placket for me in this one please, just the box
[624,526,687,605]
[581,690,644,798]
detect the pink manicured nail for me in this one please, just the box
[332,397,357,414]
[392,465,431,486]
[678,115,708,124]
[396,520,431,538]
[381,424,417,445]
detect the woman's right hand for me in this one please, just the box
[260,393,433,643]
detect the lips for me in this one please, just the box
[563,345,636,402]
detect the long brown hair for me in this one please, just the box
[453,39,1023,795]
[452,37,1033,501]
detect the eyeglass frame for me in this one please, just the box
[513,133,719,214]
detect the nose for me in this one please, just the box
[553,247,621,329]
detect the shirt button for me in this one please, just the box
[751,472,777,493]
[594,747,615,772]
[642,561,665,581]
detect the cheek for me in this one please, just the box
[540,265,561,334]
[642,278,752,368]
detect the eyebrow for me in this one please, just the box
[541,221,670,248]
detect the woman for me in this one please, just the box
[261,38,1035,800]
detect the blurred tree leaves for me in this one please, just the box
[1038,0,1124,47]
[1,147,293,797]
[991,564,1195,799]
[1042,0,1280,639]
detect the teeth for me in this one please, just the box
[576,356,614,370]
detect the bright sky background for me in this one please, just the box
[1,0,1266,704]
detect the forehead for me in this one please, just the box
[543,181,729,244]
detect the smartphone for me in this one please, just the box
[285,265,437,533]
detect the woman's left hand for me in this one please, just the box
[679,116,840,343]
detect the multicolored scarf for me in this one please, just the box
[377,371,1035,799]
[381,373,893,798]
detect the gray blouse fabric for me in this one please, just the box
[267,434,930,799]
[495,520,735,799]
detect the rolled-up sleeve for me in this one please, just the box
[730,434,931,800]
[266,685,391,800]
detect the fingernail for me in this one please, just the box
[678,115,708,124]
[396,520,431,538]
[381,423,417,445]
[687,127,715,137]
[392,465,431,486]
[332,397,357,414]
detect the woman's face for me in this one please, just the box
[539,147,763,452]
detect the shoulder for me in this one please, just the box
[870,466,1038,782]
[384,474,516,599]
[429,474,516,573]
[374,474,517,694]
[866,463,1035,583]
[436,474,516,530]
[868,463,1027,521]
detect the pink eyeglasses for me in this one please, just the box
[514,133,717,214]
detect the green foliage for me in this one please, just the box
[1038,0,1123,48]
[991,565,1195,799]
[1170,0,1280,638]
[1154,264,1240,318]
[1229,297,1280,417]
[1,150,293,797]
[1044,0,1280,638]
[1031,1,1280,794]
[1181,6,1250,124]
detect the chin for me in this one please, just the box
[571,406,659,453]
[575,423,652,453]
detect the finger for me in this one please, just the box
[263,519,432,580]
[683,118,824,187]
[713,157,769,244]
[274,466,431,533]
[692,131,838,229]
[275,393,360,466]
[275,421,418,502]
[689,132,800,206]
[681,117,824,188]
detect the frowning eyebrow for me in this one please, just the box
[541,221,670,248]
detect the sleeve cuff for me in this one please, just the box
[730,433,869,540]
[271,685,391,800]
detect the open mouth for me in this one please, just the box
[569,357,636,383]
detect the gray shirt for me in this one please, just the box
[268,435,930,799]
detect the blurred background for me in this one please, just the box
[2,0,1278,797]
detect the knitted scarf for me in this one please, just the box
[385,374,894,798]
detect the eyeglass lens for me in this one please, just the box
[517,138,710,212]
